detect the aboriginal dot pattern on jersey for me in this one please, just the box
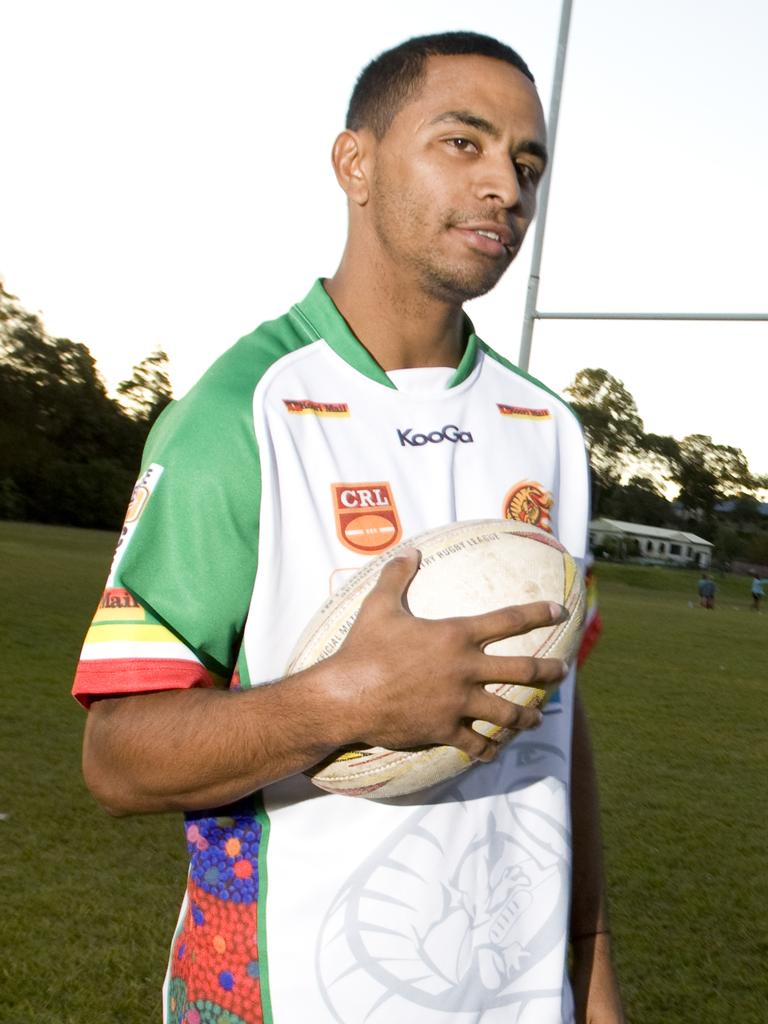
[186,812,261,902]
[168,804,264,1023]
[167,975,250,1024]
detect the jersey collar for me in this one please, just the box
[291,279,480,390]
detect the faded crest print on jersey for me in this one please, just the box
[332,482,402,554]
[503,481,554,533]
[315,745,570,1023]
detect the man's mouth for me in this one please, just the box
[454,225,516,257]
[475,229,503,243]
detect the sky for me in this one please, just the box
[3,0,767,484]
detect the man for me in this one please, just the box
[751,574,768,610]
[698,572,716,609]
[74,32,624,1023]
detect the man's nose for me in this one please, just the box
[475,156,523,209]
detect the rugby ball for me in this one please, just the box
[286,519,585,799]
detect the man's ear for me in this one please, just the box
[331,129,372,206]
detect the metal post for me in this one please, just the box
[534,311,768,321]
[518,0,573,372]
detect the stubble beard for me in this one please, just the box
[416,242,511,304]
[371,179,513,306]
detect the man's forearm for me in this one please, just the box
[82,558,566,817]
[83,667,344,815]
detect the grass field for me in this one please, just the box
[1,520,766,1023]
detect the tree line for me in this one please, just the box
[566,368,768,564]
[1,284,765,556]
[0,282,171,530]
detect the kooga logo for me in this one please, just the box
[397,424,474,447]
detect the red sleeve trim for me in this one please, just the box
[72,658,216,709]
[577,612,603,668]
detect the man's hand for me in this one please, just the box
[83,547,568,814]
[322,547,569,761]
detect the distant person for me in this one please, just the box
[698,573,716,609]
[751,575,768,611]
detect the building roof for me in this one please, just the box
[589,518,713,547]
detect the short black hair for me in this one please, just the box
[346,31,535,139]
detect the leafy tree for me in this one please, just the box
[723,496,764,524]
[633,432,681,493]
[565,368,644,511]
[744,532,768,565]
[117,349,173,425]
[672,434,760,520]
[565,368,765,534]
[0,280,171,528]
[602,475,673,527]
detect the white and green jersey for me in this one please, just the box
[74,280,590,1024]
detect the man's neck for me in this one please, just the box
[324,258,468,372]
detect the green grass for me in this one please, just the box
[1,524,766,1022]
[0,521,188,1024]
[580,562,767,1022]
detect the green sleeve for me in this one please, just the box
[118,340,263,678]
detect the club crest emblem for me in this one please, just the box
[332,482,402,554]
[124,463,162,524]
[503,480,554,532]
[125,483,151,523]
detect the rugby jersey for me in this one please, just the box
[74,279,591,1024]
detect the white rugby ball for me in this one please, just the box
[286,519,585,799]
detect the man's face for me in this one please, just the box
[366,54,548,304]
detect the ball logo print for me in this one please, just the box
[397,423,474,446]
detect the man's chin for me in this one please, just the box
[422,263,510,304]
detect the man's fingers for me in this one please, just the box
[469,692,546,733]
[452,693,549,761]
[468,600,567,646]
[452,726,500,764]
[366,548,421,611]
[474,652,569,688]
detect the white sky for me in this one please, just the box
[3,0,767,481]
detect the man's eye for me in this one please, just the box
[516,162,541,185]
[447,137,478,153]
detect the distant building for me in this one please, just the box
[589,517,713,568]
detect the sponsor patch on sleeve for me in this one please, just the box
[107,463,164,585]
